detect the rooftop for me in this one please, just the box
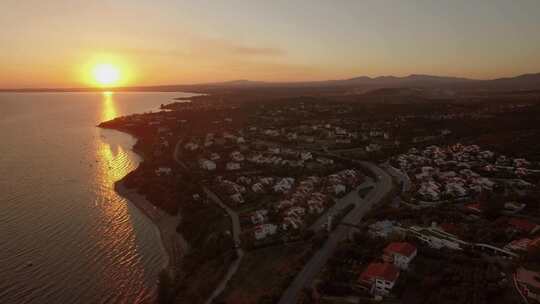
[359,262,399,283]
[384,242,416,257]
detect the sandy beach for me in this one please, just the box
[114,179,189,277]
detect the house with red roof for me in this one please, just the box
[515,268,540,302]
[528,237,540,250]
[508,218,540,235]
[358,262,400,295]
[504,238,532,253]
[383,242,417,269]
[439,223,461,237]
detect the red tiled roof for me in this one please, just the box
[384,242,416,258]
[508,218,539,233]
[359,263,399,283]
[440,223,459,235]
[508,238,532,250]
[516,268,540,289]
[529,237,540,249]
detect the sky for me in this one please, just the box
[1,0,540,88]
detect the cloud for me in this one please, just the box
[232,46,285,57]
[117,47,189,59]
[113,39,286,61]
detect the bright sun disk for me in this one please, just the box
[92,64,120,86]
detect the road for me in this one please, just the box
[326,146,368,154]
[173,138,244,303]
[202,187,245,304]
[173,139,392,303]
[278,161,393,304]
[383,163,411,192]
[309,178,374,231]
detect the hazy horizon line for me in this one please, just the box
[1,71,539,92]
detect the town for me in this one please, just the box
[99,89,540,304]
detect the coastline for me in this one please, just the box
[114,178,187,277]
[99,105,193,280]
[104,127,190,279]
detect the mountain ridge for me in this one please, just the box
[1,73,539,92]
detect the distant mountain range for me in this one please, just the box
[153,73,540,92]
[198,73,540,89]
[2,73,540,92]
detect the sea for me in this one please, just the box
[0,92,195,304]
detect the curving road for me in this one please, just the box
[173,139,245,303]
[382,162,411,192]
[202,187,245,304]
[173,138,393,303]
[277,161,393,304]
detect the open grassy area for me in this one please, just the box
[175,251,235,304]
[174,198,236,304]
[218,242,311,304]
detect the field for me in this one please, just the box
[219,242,311,304]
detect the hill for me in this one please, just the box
[1,73,539,93]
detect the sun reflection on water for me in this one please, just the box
[96,91,133,224]
[98,141,131,185]
[93,91,149,295]
[101,91,117,122]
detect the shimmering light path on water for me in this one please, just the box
[0,92,194,304]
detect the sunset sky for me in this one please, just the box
[1,0,540,88]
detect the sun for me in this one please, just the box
[92,63,120,87]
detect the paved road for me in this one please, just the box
[308,179,374,232]
[203,187,243,249]
[278,161,393,304]
[173,138,244,303]
[382,162,411,192]
[173,139,392,303]
[203,187,245,304]
[326,146,368,154]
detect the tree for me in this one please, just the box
[478,191,505,219]
[526,241,540,263]
[311,232,328,249]
[158,269,173,304]
[301,287,314,304]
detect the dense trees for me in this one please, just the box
[157,270,173,304]
[401,249,508,304]
[478,189,505,219]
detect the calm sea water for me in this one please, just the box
[0,92,194,304]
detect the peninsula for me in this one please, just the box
[99,82,540,304]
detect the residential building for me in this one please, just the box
[230,193,244,204]
[508,218,540,235]
[155,167,172,176]
[515,268,540,302]
[200,159,216,171]
[358,263,400,295]
[254,223,277,240]
[226,162,241,171]
[406,226,467,250]
[383,242,417,269]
